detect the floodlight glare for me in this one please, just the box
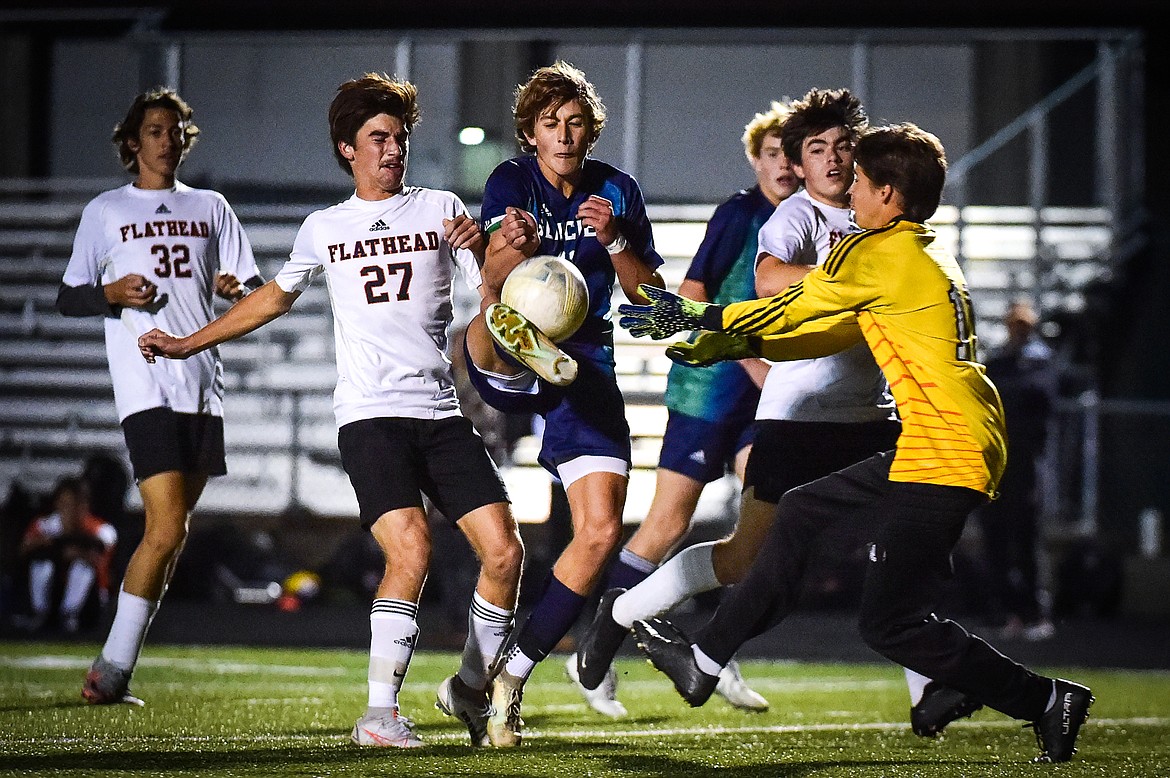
[459,127,486,145]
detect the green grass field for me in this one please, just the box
[2,641,1168,777]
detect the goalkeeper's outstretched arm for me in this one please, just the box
[665,312,863,367]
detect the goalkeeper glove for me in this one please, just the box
[617,284,722,340]
[665,331,757,367]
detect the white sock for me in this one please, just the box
[502,644,538,681]
[368,599,418,711]
[61,560,96,617]
[101,588,158,671]
[28,560,53,616]
[692,645,723,677]
[458,591,513,691]
[905,668,932,706]
[611,542,720,628]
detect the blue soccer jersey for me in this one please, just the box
[482,156,664,346]
[479,155,664,472]
[664,186,773,422]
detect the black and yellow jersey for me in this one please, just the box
[717,220,1006,496]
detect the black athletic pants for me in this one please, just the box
[694,450,1053,721]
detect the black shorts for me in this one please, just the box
[121,408,227,481]
[744,419,901,503]
[337,415,509,530]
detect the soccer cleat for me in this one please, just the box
[435,675,492,746]
[910,681,984,737]
[486,303,578,387]
[350,709,424,748]
[1032,679,1093,763]
[576,587,629,691]
[715,659,769,712]
[632,618,718,707]
[81,656,145,707]
[486,668,525,747]
[566,653,627,718]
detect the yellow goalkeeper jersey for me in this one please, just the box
[719,219,1006,496]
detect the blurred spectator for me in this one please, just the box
[978,300,1058,640]
[17,477,117,634]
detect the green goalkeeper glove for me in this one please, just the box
[665,331,757,367]
[618,284,720,340]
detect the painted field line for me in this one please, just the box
[5,716,1167,748]
[0,655,348,676]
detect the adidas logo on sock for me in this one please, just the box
[688,450,707,464]
[369,219,391,231]
[155,203,171,214]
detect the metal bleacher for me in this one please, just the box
[0,196,1117,525]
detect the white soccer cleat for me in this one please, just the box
[486,303,578,387]
[435,675,491,747]
[565,653,628,718]
[715,659,769,712]
[350,709,424,748]
[81,656,145,707]
[487,668,525,747]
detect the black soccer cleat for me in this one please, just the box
[577,588,629,691]
[633,617,718,707]
[911,681,984,737]
[1032,678,1093,763]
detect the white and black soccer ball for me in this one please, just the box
[500,255,589,342]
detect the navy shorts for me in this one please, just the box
[464,339,631,475]
[337,415,509,529]
[121,407,227,481]
[657,409,757,483]
[744,419,902,503]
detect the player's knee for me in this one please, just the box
[857,614,891,655]
[481,531,524,582]
[371,513,431,568]
[140,522,188,561]
[575,517,623,560]
[857,612,916,662]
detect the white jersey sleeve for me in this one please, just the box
[757,193,822,268]
[62,198,116,288]
[275,214,326,293]
[210,192,260,282]
[448,194,484,294]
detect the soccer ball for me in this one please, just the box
[500,255,589,342]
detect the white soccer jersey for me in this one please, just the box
[274,188,483,428]
[62,182,259,422]
[754,189,894,423]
